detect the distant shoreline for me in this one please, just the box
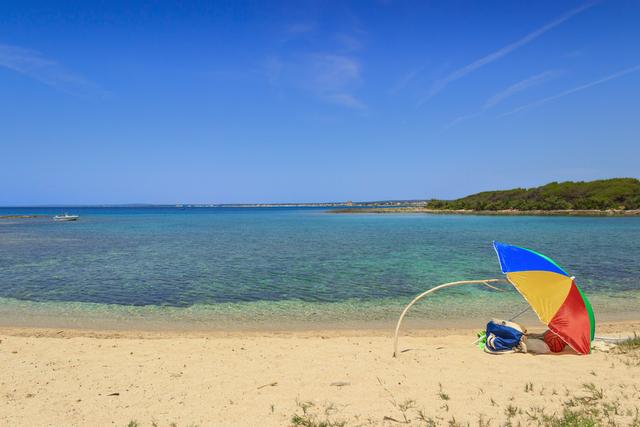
[330,208,640,216]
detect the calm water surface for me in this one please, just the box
[0,207,638,326]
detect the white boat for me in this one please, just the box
[53,213,79,222]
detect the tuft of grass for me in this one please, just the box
[477,414,492,427]
[438,383,450,401]
[556,408,600,427]
[525,382,534,393]
[520,381,640,427]
[416,409,437,426]
[504,404,519,418]
[618,333,640,351]
[292,380,639,426]
[397,399,416,423]
[614,333,640,367]
[290,399,347,427]
[569,383,604,405]
[127,422,138,427]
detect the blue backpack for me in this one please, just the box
[484,319,526,354]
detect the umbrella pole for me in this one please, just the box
[392,279,504,357]
[509,306,531,322]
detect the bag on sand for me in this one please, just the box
[484,319,527,354]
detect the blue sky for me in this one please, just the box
[1,0,639,205]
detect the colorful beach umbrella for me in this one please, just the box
[493,241,595,355]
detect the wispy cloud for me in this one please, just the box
[423,1,598,102]
[389,66,426,96]
[287,23,314,34]
[265,55,283,85]
[484,70,562,109]
[266,51,365,109]
[269,21,366,110]
[309,54,359,86]
[502,64,640,116]
[334,33,362,51]
[443,70,560,131]
[324,93,366,109]
[0,42,105,96]
[442,111,483,132]
[307,53,365,109]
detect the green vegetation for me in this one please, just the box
[617,333,640,351]
[614,333,640,367]
[290,400,347,427]
[425,178,640,211]
[126,421,195,427]
[437,383,450,401]
[290,380,640,426]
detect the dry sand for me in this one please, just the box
[1,321,639,426]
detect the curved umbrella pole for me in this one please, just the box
[392,279,506,357]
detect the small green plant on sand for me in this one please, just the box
[477,414,492,427]
[614,333,640,367]
[523,382,640,427]
[438,383,450,401]
[505,404,519,418]
[290,399,346,427]
[396,399,417,423]
[618,333,640,351]
[416,409,437,426]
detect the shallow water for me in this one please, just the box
[0,207,638,327]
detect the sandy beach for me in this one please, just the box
[1,321,639,426]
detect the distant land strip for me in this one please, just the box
[3,178,638,215]
[332,178,640,216]
[330,208,640,216]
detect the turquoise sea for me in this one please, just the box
[0,207,639,329]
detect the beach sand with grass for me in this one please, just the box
[1,321,639,426]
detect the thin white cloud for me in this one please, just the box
[442,111,483,131]
[424,1,598,102]
[502,64,640,116]
[484,70,561,109]
[324,93,366,109]
[309,54,360,88]
[264,55,283,85]
[308,54,366,109]
[335,33,362,51]
[442,70,559,132]
[266,52,366,110]
[270,24,366,110]
[389,66,426,95]
[0,42,105,96]
[287,23,314,34]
